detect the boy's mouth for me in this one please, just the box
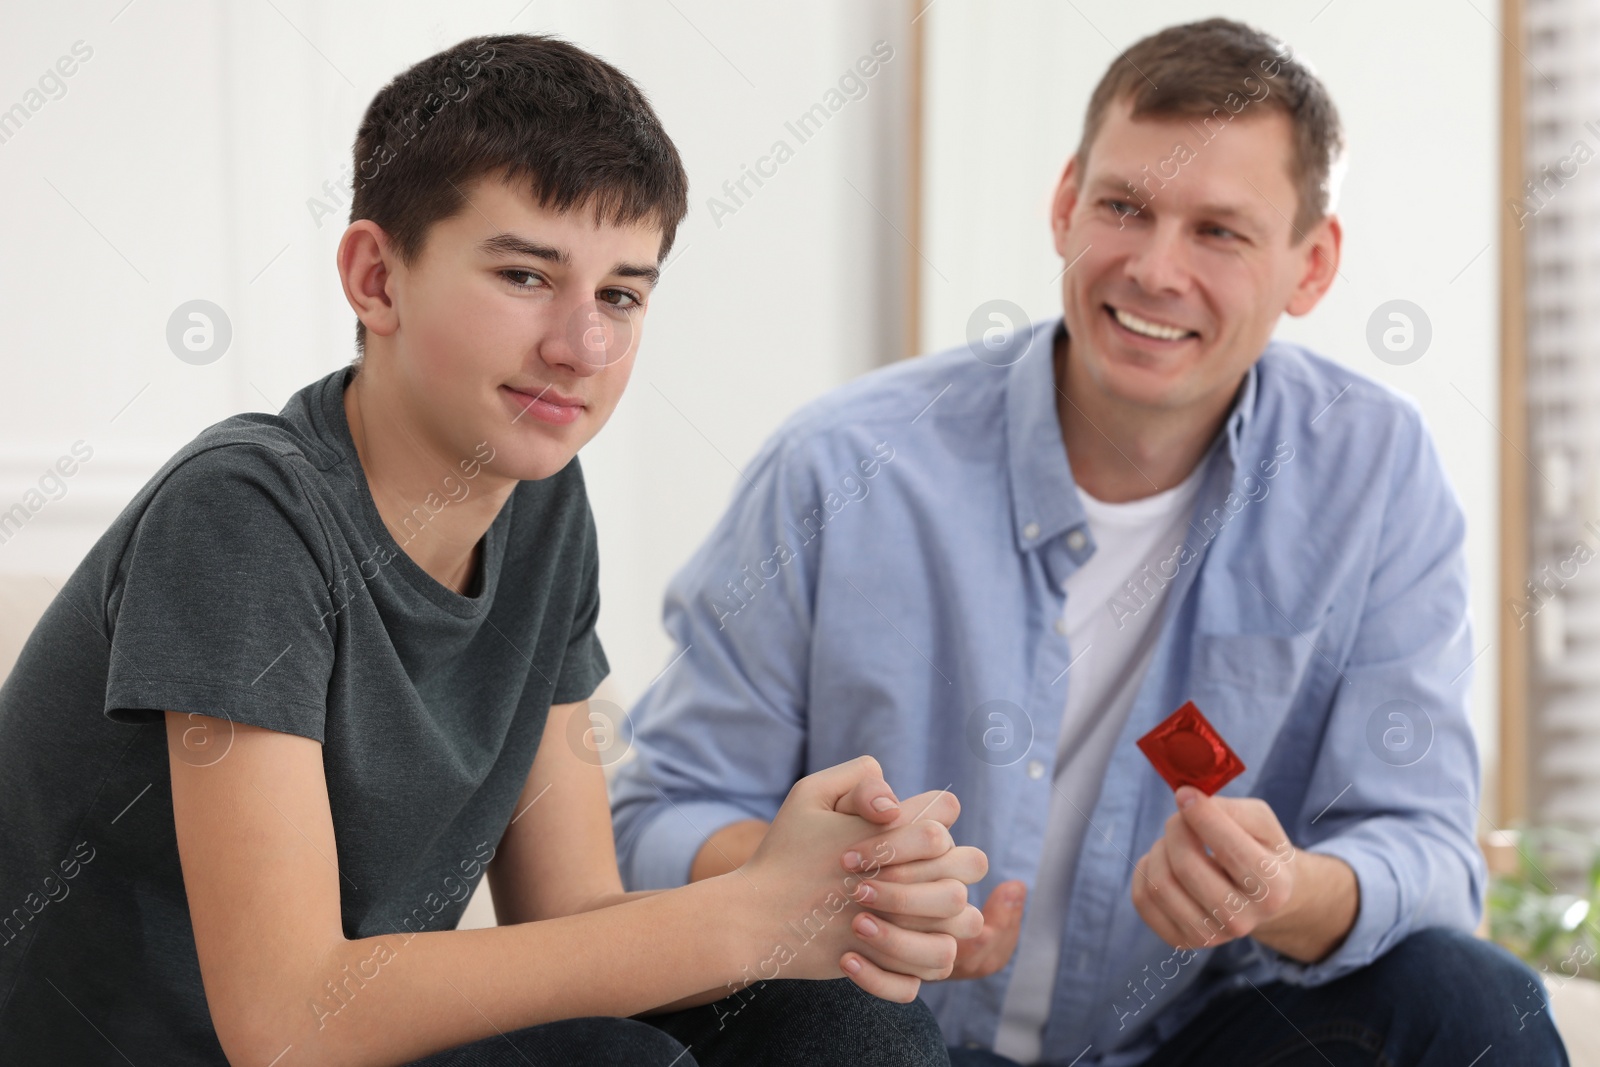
[503,383,585,426]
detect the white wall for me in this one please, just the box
[920,2,1503,772]
[0,1,913,707]
[0,0,1503,781]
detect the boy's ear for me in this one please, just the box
[338,220,401,342]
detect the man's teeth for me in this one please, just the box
[1112,306,1192,341]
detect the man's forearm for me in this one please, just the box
[1253,852,1359,963]
[691,819,770,881]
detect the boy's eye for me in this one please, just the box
[499,269,545,290]
[599,288,644,311]
[497,272,643,311]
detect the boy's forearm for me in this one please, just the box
[641,984,751,1015]
[259,875,755,1067]
[571,887,665,912]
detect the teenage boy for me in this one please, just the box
[612,19,1569,1067]
[0,34,988,1067]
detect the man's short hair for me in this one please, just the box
[348,33,690,356]
[1076,18,1344,238]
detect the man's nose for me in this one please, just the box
[1124,222,1193,296]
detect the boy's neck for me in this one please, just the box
[342,365,517,596]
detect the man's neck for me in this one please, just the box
[343,367,517,596]
[1054,332,1238,504]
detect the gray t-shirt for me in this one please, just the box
[0,366,608,1063]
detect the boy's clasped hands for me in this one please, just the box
[729,756,989,1002]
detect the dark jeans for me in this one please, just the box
[402,976,951,1066]
[948,927,1568,1067]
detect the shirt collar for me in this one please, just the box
[1003,315,1263,555]
[1222,353,1260,466]
[1005,317,1085,554]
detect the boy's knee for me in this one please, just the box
[676,979,949,1066]
[518,1016,694,1066]
[791,979,949,1063]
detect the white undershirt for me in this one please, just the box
[993,462,1206,1065]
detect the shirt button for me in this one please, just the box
[1066,528,1088,551]
[1054,617,1068,636]
[1027,759,1045,779]
[1022,521,1041,540]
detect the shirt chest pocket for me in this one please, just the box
[1183,631,1317,789]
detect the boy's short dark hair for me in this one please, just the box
[348,33,690,357]
[1077,18,1343,238]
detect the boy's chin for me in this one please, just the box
[499,439,585,482]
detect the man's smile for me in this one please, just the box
[1104,303,1201,344]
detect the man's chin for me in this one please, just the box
[1089,360,1202,411]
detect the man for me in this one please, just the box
[0,34,986,1066]
[612,19,1568,1066]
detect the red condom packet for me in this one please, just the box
[1136,700,1245,796]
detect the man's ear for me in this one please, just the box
[337,220,401,341]
[1284,214,1342,317]
[1050,156,1083,260]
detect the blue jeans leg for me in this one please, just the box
[1142,927,1569,1066]
[645,977,952,1066]
[947,1047,1023,1066]
[401,1015,695,1065]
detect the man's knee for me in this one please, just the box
[1372,927,1566,1056]
[1383,927,1535,999]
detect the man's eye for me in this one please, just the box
[1107,199,1140,217]
[1203,225,1240,240]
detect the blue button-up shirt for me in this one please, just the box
[610,317,1483,1065]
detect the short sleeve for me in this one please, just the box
[104,446,338,743]
[549,500,608,706]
